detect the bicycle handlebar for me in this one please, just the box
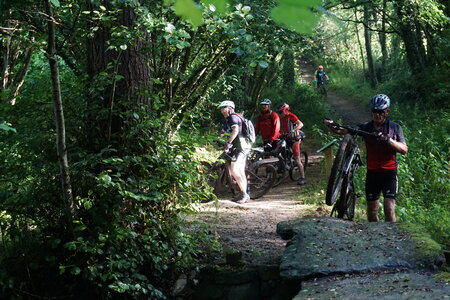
[325,119,379,138]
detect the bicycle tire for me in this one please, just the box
[248,163,277,199]
[325,134,352,205]
[253,151,286,187]
[321,86,327,97]
[272,156,288,187]
[289,151,308,181]
[335,176,350,218]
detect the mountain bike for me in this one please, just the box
[325,121,378,220]
[200,151,277,200]
[251,135,308,187]
[318,80,327,96]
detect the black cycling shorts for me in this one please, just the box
[365,169,398,201]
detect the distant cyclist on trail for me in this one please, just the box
[277,103,307,185]
[218,100,252,204]
[314,65,329,88]
[324,94,408,222]
[255,98,281,150]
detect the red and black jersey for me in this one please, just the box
[255,110,280,142]
[358,120,406,171]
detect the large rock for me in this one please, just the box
[295,272,450,300]
[277,217,444,281]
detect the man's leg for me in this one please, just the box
[230,162,246,194]
[383,198,396,222]
[230,151,249,202]
[382,170,398,222]
[367,200,380,222]
[292,141,305,184]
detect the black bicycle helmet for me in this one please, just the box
[370,94,390,110]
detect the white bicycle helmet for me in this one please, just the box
[260,98,272,105]
[370,94,390,110]
[217,100,235,109]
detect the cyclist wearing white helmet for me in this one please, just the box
[255,98,281,150]
[217,100,251,203]
[324,94,408,222]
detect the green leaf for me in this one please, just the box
[174,0,203,27]
[203,0,229,13]
[0,123,16,133]
[270,0,321,34]
[258,61,269,68]
[83,200,93,210]
[70,267,81,275]
[270,3,319,35]
[50,0,61,7]
[241,5,251,14]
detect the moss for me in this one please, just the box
[398,222,442,260]
[434,272,450,282]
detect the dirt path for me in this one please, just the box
[193,61,371,266]
[194,144,325,266]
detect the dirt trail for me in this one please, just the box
[195,145,324,266]
[193,61,371,266]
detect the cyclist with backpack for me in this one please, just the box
[255,98,281,151]
[218,100,252,204]
[277,103,307,185]
[314,65,329,88]
[324,94,408,222]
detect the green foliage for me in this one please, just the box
[394,107,450,248]
[271,0,321,34]
[174,0,203,26]
[171,0,321,34]
[0,99,219,297]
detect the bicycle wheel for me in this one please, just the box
[247,163,277,199]
[289,151,308,181]
[333,176,356,220]
[272,156,288,187]
[253,151,286,187]
[320,85,327,97]
[325,134,352,205]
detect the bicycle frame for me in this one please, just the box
[325,121,378,220]
[329,143,358,205]
[251,137,308,185]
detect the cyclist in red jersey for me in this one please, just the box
[255,98,281,150]
[277,103,307,185]
[324,94,408,222]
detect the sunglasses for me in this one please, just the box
[372,109,386,114]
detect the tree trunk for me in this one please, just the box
[376,0,388,79]
[354,9,366,72]
[45,0,75,225]
[393,0,427,75]
[86,2,152,142]
[363,4,377,88]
